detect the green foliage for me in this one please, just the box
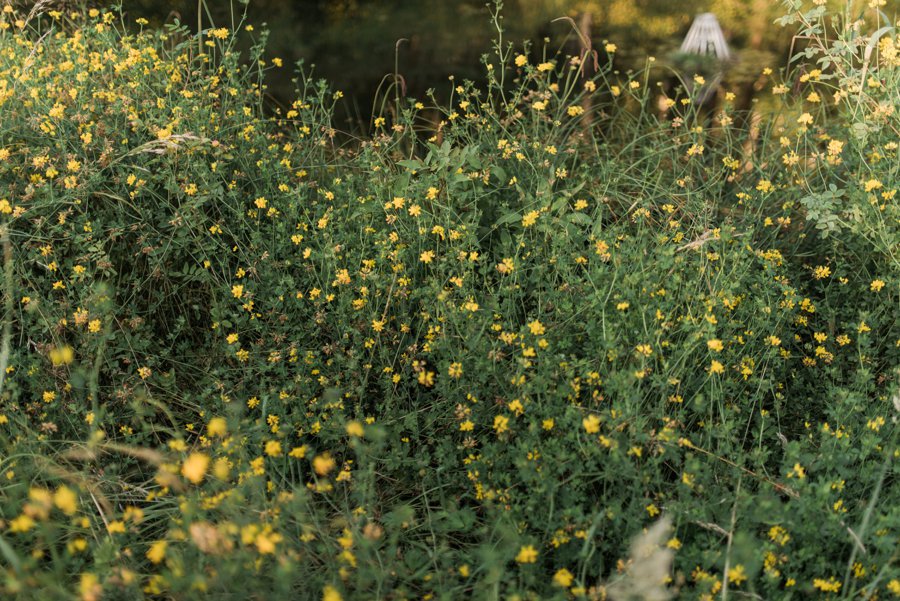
[0,3,898,600]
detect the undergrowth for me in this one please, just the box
[0,1,898,599]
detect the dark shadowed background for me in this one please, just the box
[121,0,900,128]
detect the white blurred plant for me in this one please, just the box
[607,516,674,601]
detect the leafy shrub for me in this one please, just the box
[0,2,897,600]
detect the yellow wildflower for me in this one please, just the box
[515,545,538,563]
[181,453,210,484]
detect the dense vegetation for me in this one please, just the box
[0,2,898,599]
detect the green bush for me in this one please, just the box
[0,2,897,600]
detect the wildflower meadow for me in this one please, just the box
[0,1,898,599]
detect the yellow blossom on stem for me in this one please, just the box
[181,453,210,484]
[265,440,282,457]
[554,568,574,587]
[147,540,167,564]
[207,417,227,437]
[528,320,545,336]
[53,486,78,515]
[515,545,538,563]
[728,564,747,586]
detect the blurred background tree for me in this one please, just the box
[119,0,899,128]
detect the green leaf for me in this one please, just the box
[0,535,22,573]
[495,211,521,226]
[568,212,593,226]
[397,159,424,171]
